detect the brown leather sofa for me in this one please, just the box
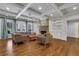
[29,32,37,41]
[12,32,30,44]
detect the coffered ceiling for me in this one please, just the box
[0,3,79,21]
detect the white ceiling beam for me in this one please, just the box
[39,3,78,19]
[50,3,63,17]
[38,3,64,19]
[16,3,32,19]
[37,11,53,19]
[37,4,57,19]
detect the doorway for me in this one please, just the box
[67,21,79,42]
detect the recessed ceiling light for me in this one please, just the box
[50,14,53,16]
[6,7,10,10]
[38,7,42,10]
[73,7,77,10]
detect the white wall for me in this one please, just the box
[33,22,39,35]
[49,18,67,41]
[67,22,79,38]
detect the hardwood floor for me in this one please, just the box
[0,38,79,56]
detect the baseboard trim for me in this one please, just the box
[0,38,12,40]
[0,38,6,40]
[67,37,79,39]
[53,38,67,42]
[8,38,12,39]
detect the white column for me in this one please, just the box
[0,19,2,39]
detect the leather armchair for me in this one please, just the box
[37,33,53,45]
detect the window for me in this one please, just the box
[16,21,26,32]
[27,22,33,33]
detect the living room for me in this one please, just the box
[0,3,79,56]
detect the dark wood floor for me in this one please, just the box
[0,38,79,56]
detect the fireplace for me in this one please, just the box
[40,31,46,34]
[39,26,48,35]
